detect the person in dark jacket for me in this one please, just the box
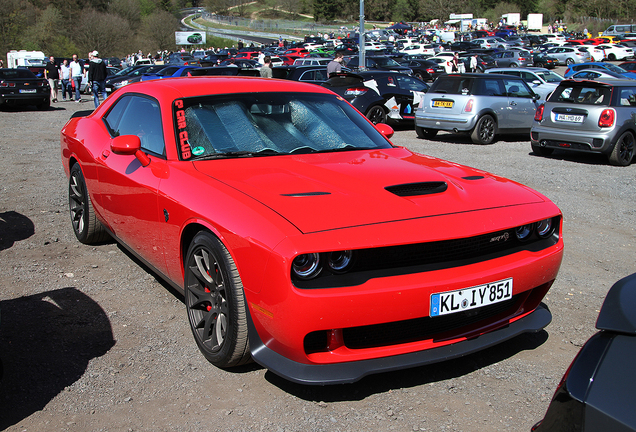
[88,50,108,108]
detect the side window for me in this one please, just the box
[504,79,533,98]
[520,72,535,81]
[504,52,514,58]
[104,95,165,156]
[475,78,504,96]
[618,87,636,106]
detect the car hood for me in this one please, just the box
[193,147,546,234]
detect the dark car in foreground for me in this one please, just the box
[323,71,429,124]
[532,272,636,432]
[61,76,563,385]
[531,79,636,165]
[0,68,50,109]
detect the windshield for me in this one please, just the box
[373,57,401,67]
[173,92,392,160]
[536,71,563,83]
[606,64,628,73]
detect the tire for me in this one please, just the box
[608,53,617,61]
[415,126,438,139]
[565,58,574,65]
[37,98,50,110]
[609,131,635,166]
[531,143,554,156]
[184,232,250,368]
[470,114,496,144]
[535,62,544,68]
[68,164,109,244]
[414,72,425,81]
[366,105,387,124]
[510,62,518,68]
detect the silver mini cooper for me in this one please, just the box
[530,79,636,166]
[415,73,540,144]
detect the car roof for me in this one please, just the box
[487,67,551,72]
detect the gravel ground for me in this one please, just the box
[0,82,634,432]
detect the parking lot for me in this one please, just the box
[0,86,634,431]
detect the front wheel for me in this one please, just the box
[415,126,438,139]
[565,58,574,65]
[184,232,250,368]
[470,115,496,144]
[68,164,109,244]
[366,105,387,124]
[609,131,635,166]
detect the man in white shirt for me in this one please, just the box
[60,59,72,101]
[69,54,83,102]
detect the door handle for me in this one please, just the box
[509,101,517,106]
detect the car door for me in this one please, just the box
[94,94,168,273]
[502,78,538,129]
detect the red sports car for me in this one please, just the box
[61,77,564,385]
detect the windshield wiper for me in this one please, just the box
[190,149,281,160]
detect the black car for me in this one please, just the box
[459,53,497,72]
[533,272,636,432]
[449,41,482,52]
[0,68,50,109]
[272,65,347,84]
[396,58,445,81]
[105,65,165,93]
[187,66,259,77]
[322,71,429,124]
[344,55,412,74]
[532,53,559,69]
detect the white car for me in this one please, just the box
[544,33,566,43]
[597,44,634,61]
[486,67,564,100]
[579,46,605,62]
[427,56,465,73]
[472,37,511,49]
[399,45,434,56]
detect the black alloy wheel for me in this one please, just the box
[184,232,250,368]
[68,164,109,244]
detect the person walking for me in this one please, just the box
[88,51,108,108]
[259,56,273,77]
[327,52,344,77]
[69,54,83,102]
[60,59,72,101]
[44,56,59,103]
[470,54,479,73]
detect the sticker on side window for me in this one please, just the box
[174,99,191,159]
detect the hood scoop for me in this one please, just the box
[385,181,448,197]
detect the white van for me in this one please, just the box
[603,24,636,37]
[6,50,46,68]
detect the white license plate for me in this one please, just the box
[556,113,584,123]
[19,89,37,93]
[430,278,513,317]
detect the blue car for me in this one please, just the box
[564,62,636,79]
[140,65,201,81]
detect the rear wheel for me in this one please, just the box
[68,164,109,244]
[608,53,617,61]
[532,143,554,157]
[609,131,635,166]
[366,105,387,124]
[510,62,518,68]
[415,126,438,139]
[184,232,250,368]
[470,115,496,144]
[566,58,574,65]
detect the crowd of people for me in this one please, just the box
[44,51,108,108]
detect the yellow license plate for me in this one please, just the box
[433,100,453,108]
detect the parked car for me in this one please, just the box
[345,56,412,74]
[472,37,512,50]
[415,73,540,144]
[395,58,446,81]
[323,70,429,124]
[486,67,563,101]
[292,57,331,66]
[491,50,533,68]
[105,65,166,93]
[570,69,636,81]
[140,65,201,81]
[166,53,199,66]
[531,79,636,165]
[619,60,636,71]
[458,53,497,72]
[565,62,636,79]
[596,44,634,60]
[272,65,349,84]
[532,53,559,69]
[0,67,49,109]
[532,272,636,432]
[544,46,592,65]
[60,76,563,385]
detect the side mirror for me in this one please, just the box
[375,122,394,139]
[110,135,150,167]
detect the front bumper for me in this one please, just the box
[249,302,552,385]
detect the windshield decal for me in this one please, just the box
[174,99,192,159]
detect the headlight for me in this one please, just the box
[114,80,129,88]
[292,253,321,280]
[515,224,533,241]
[536,218,554,238]
[327,250,353,273]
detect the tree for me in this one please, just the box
[143,9,180,51]
[313,0,341,21]
[109,0,142,27]
[74,9,133,56]
[0,0,34,59]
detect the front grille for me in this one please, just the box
[343,295,518,349]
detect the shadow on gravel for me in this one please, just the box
[0,288,115,429]
[266,329,549,401]
[419,132,532,145]
[0,211,35,252]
